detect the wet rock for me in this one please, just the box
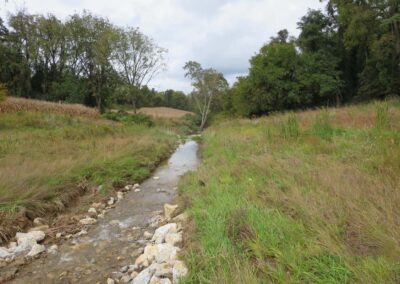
[149,276,172,284]
[48,244,58,254]
[153,176,160,180]
[152,223,178,244]
[106,278,115,284]
[165,232,183,246]
[134,188,141,193]
[173,261,188,283]
[131,267,153,284]
[164,204,178,220]
[79,217,97,225]
[143,231,153,240]
[33,217,46,226]
[156,188,166,193]
[27,243,46,257]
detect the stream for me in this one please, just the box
[9,139,199,284]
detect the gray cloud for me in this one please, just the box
[1,0,324,92]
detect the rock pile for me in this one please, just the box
[108,203,189,284]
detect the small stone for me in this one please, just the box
[26,244,46,257]
[8,242,17,251]
[134,188,141,193]
[76,229,88,236]
[120,275,131,283]
[154,243,179,263]
[117,256,125,261]
[92,202,102,209]
[88,207,97,214]
[120,265,129,273]
[117,191,124,199]
[59,271,68,278]
[153,176,160,180]
[130,271,138,278]
[134,253,147,266]
[108,197,115,206]
[143,231,153,240]
[173,261,188,283]
[33,217,46,226]
[134,183,140,188]
[97,213,105,219]
[106,278,115,284]
[56,233,63,239]
[79,217,97,225]
[47,244,58,254]
[164,204,179,220]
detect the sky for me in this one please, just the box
[0,0,325,93]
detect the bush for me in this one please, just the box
[102,111,154,127]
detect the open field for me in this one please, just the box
[138,107,193,118]
[0,106,178,244]
[0,97,99,118]
[180,100,400,283]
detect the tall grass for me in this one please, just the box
[180,99,400,283]
[0,111,176,243]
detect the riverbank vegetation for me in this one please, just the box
[0,98,189,244]
[180,99,400,283]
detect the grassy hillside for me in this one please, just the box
[180,100,400,283]
[0,107,178,243]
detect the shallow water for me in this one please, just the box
[10,139,199,284]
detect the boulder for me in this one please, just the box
[165,232,183,246]
[26,243,45,257]
[15,231,45,252]
[149,276,172,284]
[152,223,178,244]
[164,204,178,220]
[154,243,178,263]
[131,267,153,284]
[173,261,188,283]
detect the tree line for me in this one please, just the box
[212,0,399,117]
[0,10,192,112]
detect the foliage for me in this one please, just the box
[184,61,228,129]
[0,83,8,101]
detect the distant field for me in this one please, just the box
[0,97,99,118]
[138,107,193,118]
[0,101,177,244]
[180,99,400,283]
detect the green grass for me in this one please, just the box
[0,110,178,242]
[180,99,400,283]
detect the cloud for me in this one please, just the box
[1,0,324,92]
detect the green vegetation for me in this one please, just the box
[180,100,400,283]
[0,109,178,242]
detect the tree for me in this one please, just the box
[113,27,166,112]
[184,61,228,130]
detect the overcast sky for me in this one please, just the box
[1,0,324,93]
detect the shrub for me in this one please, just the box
[0,84,8,102]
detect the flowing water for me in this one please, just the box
[10,139,199,284]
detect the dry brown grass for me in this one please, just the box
[138,107,193,118]
[0,97,99,118]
